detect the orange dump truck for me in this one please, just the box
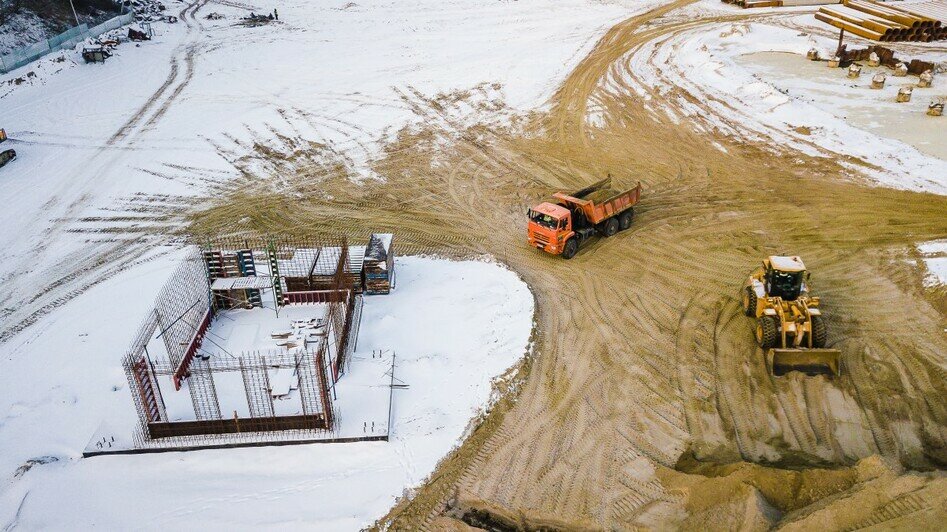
[527,176,641,259]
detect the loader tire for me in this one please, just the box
[602,218,619,237]
[618,209,634,231]
[562,238,578,259]
[811,315,828,348]
[743,287,757,317]
[757,316,778,349]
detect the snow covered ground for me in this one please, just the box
[2,0,944,527]
[735,51,946,161]
[0,0,660,345]
[607,1,947,194]
[0,9,50,50]
[1,0,657,526]
[918,240,947,287]
[155,301,335,422]
[0,255,534,529]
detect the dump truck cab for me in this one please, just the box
[527,202,573,256]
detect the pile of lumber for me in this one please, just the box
[363,234,394,295]
[723,0,842,9]
[817,0,947,41]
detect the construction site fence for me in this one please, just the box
[0,12,135,74]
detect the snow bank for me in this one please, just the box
[0,256,534,529]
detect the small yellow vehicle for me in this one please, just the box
[742,256,841,377]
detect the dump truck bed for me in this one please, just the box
[554,183,641,225]
[584,188,620,204]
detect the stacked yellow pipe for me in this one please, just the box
[816,0,946,42]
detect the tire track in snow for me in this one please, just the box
[0,0,209,344]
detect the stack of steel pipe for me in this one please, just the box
[883,0,947,39]
[816,0,945,41]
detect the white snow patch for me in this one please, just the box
[0,255,533,529]
[918,239,947,287]
[0,10,51,50]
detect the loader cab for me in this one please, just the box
[764,256,807,301]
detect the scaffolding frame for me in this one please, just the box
[123,236,364,443]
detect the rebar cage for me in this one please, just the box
[123,235,364,443]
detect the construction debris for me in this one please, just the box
[126,0,168,23]
[896,86,913,102]
[82,46,111,64]
[722,0,842,8]
[240,12,276,26]
[836,44,935,74]
[363,234,395,294]
[0,148,15,169]
[128,28,151,42]
[817,0,947,42]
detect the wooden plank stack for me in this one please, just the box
[363,234,394,295]
[817,0,946,41]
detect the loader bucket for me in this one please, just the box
[768,348,841,377]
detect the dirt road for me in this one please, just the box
[187,1,947,529]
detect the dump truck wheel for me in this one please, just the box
[618,210,633,231]
[757,317,778,349]
[811,315,828,348]
[743,287,757,317]
[602,218,619,237]
[562,238,578,259]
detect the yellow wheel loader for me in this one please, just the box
[742,256,841,377]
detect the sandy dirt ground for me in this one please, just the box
[146,0,947,529]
